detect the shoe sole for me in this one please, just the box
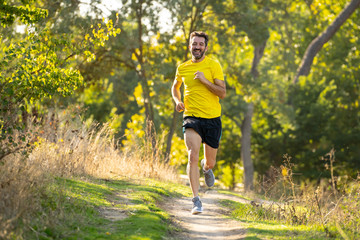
[191,209,203,215]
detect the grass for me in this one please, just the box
[217,189,253,201]
[2,109,360,239]
[0,110,183,239]
[220,199,331,239]
[216,152,360,240]
[26,176,191,239]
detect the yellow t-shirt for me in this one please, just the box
[175,56,224,119]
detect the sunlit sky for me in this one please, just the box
[79,0,172,33]
[79,0,122,17]
[15,1,172,34]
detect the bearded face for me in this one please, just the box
[189,36,207,61]
[192,47,206,60]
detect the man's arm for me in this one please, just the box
[194,71,226,99]
[171,80,185,112]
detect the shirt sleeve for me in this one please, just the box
[175,67,183,83]
[213,61,224,81]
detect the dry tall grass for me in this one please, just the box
[0,110,179,239]
[254,152,360,239]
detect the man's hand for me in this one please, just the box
[193,71,226,99]
[175,101,185,112]
[172,79,185,111]
[194,71,206,83]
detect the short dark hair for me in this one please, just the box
[189,31,209,47]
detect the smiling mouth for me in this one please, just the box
[192,49,204,59]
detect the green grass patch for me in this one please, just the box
[216,189,252,201]
[27,177,191,239]
[219,199,335,239]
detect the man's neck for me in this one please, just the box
[191,55,206,63]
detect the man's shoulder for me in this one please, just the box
[206,56,221,66]
[178,59,192,69]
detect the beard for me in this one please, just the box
[192,49,205,60]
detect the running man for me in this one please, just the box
[171,31,226,214]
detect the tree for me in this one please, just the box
[286,0,360,177]
[0,5,120,161]
[293,0,360,84]
[91,0,167,151]
[210,0,270,190]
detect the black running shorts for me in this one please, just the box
[182,116,222,149]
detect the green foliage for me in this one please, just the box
[0,0,48,26]
[216,115,243,189]
[122,113,146,147]
[79,79,118,123]
[218,163,243,189]
[170,137,188,167]
[211,0,360,180]
[212,0,270,46]
[0,28,82,160]
[0,9,120,161]
[1,30,82,101]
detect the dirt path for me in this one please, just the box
[165,189,248,240]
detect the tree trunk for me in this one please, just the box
[241,39,267,191]
[251,41,266,78]
[241,102,254,191]
[136,1,156,151]
[293,0,360,84]
[231,161,236,190]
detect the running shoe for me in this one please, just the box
[191,196,203,214]
[201,159,215,187]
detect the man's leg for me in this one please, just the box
[203,144,218,171]
[184,128,202,197]
[200,144,218,187]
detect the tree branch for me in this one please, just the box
[293,0,360,84]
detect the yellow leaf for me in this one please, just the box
[281,166,288,177]
[131,53,137,61]
[134,83,143,106]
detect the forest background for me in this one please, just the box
[1,0,360,192]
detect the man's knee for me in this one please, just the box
[188,149,199,165]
